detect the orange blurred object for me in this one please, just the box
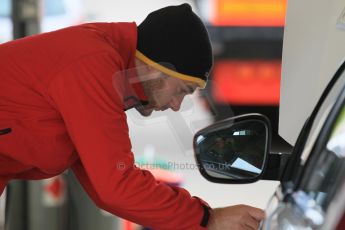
[211,0,287,27]
[212,60,281,105]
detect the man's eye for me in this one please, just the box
[179,85,194,95]
[180,89,191,95]
[177,88,186,95]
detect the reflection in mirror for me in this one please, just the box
[195,120,267,180]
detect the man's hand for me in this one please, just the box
[207,205,265,230]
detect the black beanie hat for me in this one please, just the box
[136,3,213,88]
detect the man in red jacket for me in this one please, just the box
[0,3,264,230]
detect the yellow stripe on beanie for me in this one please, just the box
[135,50,207,89]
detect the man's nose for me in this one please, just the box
[169,95,184,111]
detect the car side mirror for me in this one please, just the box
[193,113,271,183]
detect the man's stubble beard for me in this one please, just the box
[134,77,164,116]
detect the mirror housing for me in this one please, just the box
[193,113,271,184]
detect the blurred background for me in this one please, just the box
[0,0,290,229]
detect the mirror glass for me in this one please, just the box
[195,120,267,180]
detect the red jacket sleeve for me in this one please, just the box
[48,52,209,229]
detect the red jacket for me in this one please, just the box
[0,23,209,229]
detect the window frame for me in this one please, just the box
[280,60,345,187]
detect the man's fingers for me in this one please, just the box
[248,207,265,221]
[208,205,265,230]
[244,215,261,230]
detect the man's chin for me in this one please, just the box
[135,106,154,117]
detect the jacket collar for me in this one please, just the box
[107,22,148,110]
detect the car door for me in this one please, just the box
[262,60,345,230]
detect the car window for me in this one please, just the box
[300,67,345,164]
[288,63,345,227]
[0,0,11,17]
[281,61,345,183]
[43,0,66,16]
[302,103,345,211]
[263,63,345,230]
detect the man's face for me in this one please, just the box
[137,73,198,116]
